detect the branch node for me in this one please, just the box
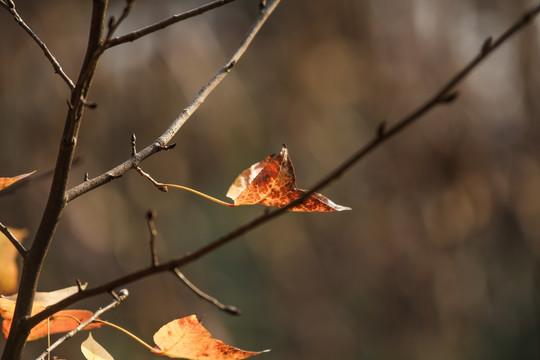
[162,143,176,151]
[259,0,267,10]
[84,172,89,182]
[117,288,129,299]
[440,91,459,103]
[481,36,493,55]
[136,166,169,192]
[131,133,137,156]
[81,99,98,109]
[76,279,86,292]
[377,121,387,138]
[225,60,236,72]
[108,16,116,31]
[7,0,15,9]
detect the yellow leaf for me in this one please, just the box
[81,333,115,360]
[0,228,27,295]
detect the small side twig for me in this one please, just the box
[106,0,238,48]
[146,210,159,267]
[136,167,168,192]
[0,0,75,89]
[0,222,27,258]
[173,268,241,315]
[105,0,135,41]
[35,289,129,360]
[131,133,137,156]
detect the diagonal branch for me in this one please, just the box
[27,1,540,329]
[105,0,239,48]
[0,0,75,89]
[0,222,27,258]
[66,0,282,202]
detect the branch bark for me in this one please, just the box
[1,1,109,359]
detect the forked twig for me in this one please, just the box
[66,0,282,202]
[27,2,540,327]
[173,268,241,315]
[35,289,129,360]
[0,0,75,89]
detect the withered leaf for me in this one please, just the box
[227,146,351,212]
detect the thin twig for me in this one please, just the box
[0,0,75,89]
[105,0,135,41]
[173,268,241,315]
[146,210,159,267]
[27,2,540,327]
[35,289,129,360]
[0,222,27,258]
[66,0,282,202]
[106,0,239,48]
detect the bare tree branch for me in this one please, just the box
[0,222,27,258]
[106,0,239,48]
[1,0,111,358]
[66,0,282,202]
[0,0,75,89]
[27,1,540,330]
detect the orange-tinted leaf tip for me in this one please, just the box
[226,146,350,212]
[0,170,36,191]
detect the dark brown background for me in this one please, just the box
[2,0,540,359]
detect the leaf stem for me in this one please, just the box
[136,166,235,207]
[162,183,236,207]
[93,319,155,352]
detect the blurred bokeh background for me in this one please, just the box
[2,0,540,359]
